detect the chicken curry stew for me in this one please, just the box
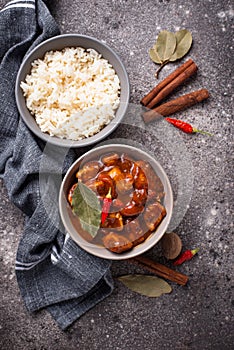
[67,152,167,254]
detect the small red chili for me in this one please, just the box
[165,118,213,136]
[101,187,112,224]
[173,248,199,266]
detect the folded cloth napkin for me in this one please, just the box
[0,0,113,330]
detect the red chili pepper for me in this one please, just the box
[101,187,112,224]
[165,118,213,136]
[173,248,199,266]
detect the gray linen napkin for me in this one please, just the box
[0,0,113,330]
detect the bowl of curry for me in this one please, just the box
[59,144,173,260]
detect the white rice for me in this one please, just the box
[20,47,120,140]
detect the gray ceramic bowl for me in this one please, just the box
[15,34,130,148]
[59,144,173,260]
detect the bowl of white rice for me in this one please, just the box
[15,34,130,147]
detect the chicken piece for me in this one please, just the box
[120,201,144,217]
[125,218,146,246]
[112,192,132,211]
[84,178,105,197]
[120,154,133,173]
[101,212,124,231]
[101,153,120,166]
[112,198,125,211]
[136,160,164,199]
[147,188,164,203]
[135,160,150,174]
[115,173,134,193]
[76,161,101,182]
[67,183,77,205]
[134,168,148,191]
[143,201,167,231]
[96,172,117,198]
[132,188,148,205]
[107,166,123,181]
[131,162,140,180]
[102,232,133,253]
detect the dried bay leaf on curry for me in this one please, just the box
[72,181,101,238]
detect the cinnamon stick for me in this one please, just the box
[146,62,198,109]
[143,89,209,124]
[131,256,189,286]
[140,59,194,107]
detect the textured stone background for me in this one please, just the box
[0,0,233,349]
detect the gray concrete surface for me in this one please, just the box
[0,0,233,349]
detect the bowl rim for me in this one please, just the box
[59,144,174,260]
[15,33,130,148]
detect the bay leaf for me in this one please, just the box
[78,180,101,212]
[169,29,193,61]
[118,274,172,297]
[154,30,177,62]
[149,48,162,64]
[72,181,101,238]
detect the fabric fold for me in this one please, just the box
[0,0,113,330]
